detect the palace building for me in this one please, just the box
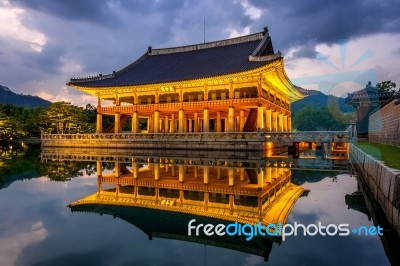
[67,156,306,260]
[68,27,306,134]
[66,153,306,233]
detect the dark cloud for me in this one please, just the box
[26,45,66,75]
[2,0,400,104]
[249,0,400,57]
[291,43,318,59]
[12,0,122,27]
[118,0,186,13]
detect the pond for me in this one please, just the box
[0,146,398,266]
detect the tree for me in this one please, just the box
[0,106,27,143]
[376,81,396,92]
[39,102,96,134]
[0,109,12,142]
[0,102,97,140]
[292,105,319,131]
[292,104,350,131]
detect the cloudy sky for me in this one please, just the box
[1,0,399,106]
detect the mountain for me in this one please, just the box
[292,88,354,114]
[0,85,51,108]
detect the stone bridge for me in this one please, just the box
[264,131,349,145]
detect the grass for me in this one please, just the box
[354,141,400,169]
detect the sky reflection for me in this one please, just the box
[0,154,393,266]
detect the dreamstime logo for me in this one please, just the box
[187,219,383,241]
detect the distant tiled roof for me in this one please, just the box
[345,81,395,104]
[68,29,280,87]
[395,91,400,105]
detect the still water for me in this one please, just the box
[0,146,398,266]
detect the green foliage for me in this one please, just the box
[376,80,396,92]
[39,159,96,181]
[0,102,97,143]
[39,101,95,134]
[0,146,99,186]
[292,104,353,131]
[0,106,29,142]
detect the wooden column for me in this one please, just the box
[271,111,277,132]
[194,113,199,132]
[240,168,245,181]
[132,161,138,179]
[171,164,175,177]
[132,112,139,133]
[204,192,209,209]
[114,113,121,133]
[183,115,188,133]
[228,107,235,132]
[265,109,272,131]
[257,107,264,130]
[283,116,288,132]
[279,167,284,176]
[229,194,234,214]
[266,167,272,183]
[203,108,209,132]
[178,109,184,133]
[188,119,192,133]
[96,114,102,133]
[115,162,121,178]
[115,95,120,133]
[164,116,169,133]
[179,190,184,204]
[228,168,234,186]
[278,113,284,132]
[96,96,102,134]
[203,167,209,184]
[273,168,278,179]
[179,165,184,182]
[154,163,160,181]
[171,114,175,133]
[239,110,245,132]
[154,111,160,133]
[257,169,264,188]
[147,117,153,133]
[96,161,102,176]
[216,111,222,132]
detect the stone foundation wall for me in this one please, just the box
[350,143,400,236]
[369,100,400,146]
[41,134,265,151]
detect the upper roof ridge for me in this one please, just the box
[149,32,265,55]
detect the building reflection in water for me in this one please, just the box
[40,147,347,261]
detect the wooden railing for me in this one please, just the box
[98,97,289,114]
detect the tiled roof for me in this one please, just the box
[68,30,279,87]
[345,82,395,103]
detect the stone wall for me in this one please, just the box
[350,144,400,236]
[40,133,266,151]
[369,99,400,146]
